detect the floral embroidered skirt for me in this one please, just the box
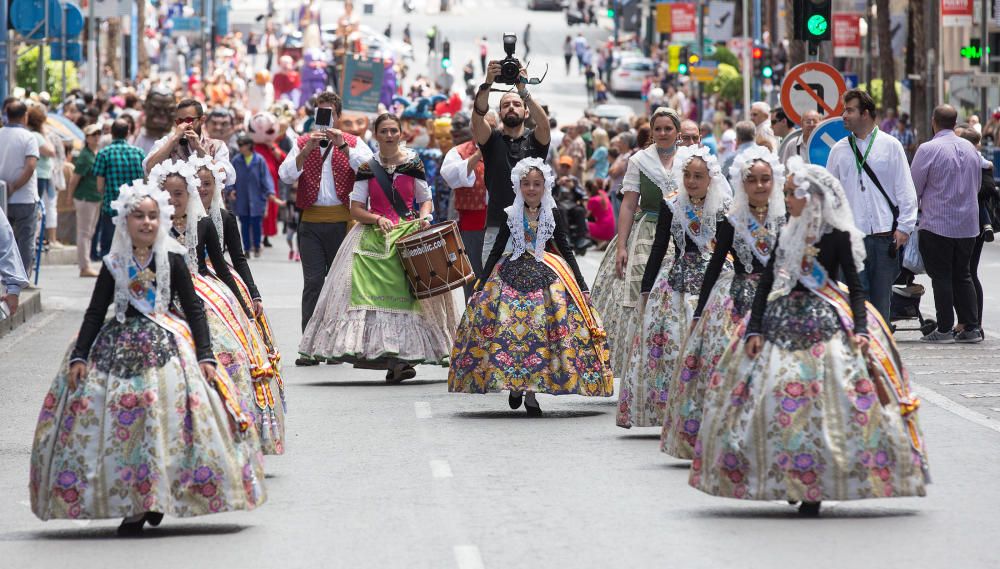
[660,272,758,458]
[690,291,929,502]
[449,254,614,396]
[616,252,717,428]
[591,214,660,376]
[196,274,286,456]
[30,316,267,521]
[298,224,458,367]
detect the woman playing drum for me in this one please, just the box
[298,113,460,383]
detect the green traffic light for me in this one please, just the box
[762,66,773,78]
[678,63,688,75]
[442,58,451,68]
[607,8,614,17]
[807,14,828,37]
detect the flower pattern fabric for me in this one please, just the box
[591,214,662,376]
[30,315,266,520]
[660,272,759,458]
[616,251,726,428]
[449,256,614,397]
[690,292,928,502]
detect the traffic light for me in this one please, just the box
[607,1,615,18]
[678,46,690,75]
[442,39,451,68]
[793,0,832,42]
[751,45,763,76]
[761,46,773,79]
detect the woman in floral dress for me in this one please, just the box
[659,145,784,458]
[152,159,284,455]
[29,181,265,535]
[191,156,287,454]
[591,107,682,376]
[449,157,614,415]
[616,145,732,428]
[690,158,929,516]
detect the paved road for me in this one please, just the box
[3,2,1000,567]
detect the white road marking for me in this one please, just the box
[960,392,1000,399]
[454,545,485,569]
[821,132,838,148]
[938,379,1000,385]
[430,459,453,479]
[918,385,1000,434]
[414,401,433,419]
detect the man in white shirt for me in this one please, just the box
[826,89,918,320]
[749,101,777,149]
[0,101,40,280]
[277,92,373,364]
[779,110,822,165]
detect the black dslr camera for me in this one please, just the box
[497,33,522,85]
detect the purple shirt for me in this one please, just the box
[910,129,981,239]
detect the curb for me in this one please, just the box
[0,289,43,339]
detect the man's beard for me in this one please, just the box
[502,113,525,128]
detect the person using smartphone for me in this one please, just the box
[277,92,374,365]
[143,99,236,185]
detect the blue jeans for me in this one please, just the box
[93,212,115,260]
[240,215,263,251]
[859,234,899,322]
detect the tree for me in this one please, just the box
[911,0,930,142]
[876,0,898,112]
[16,47,79,104]
[707,63,743,103]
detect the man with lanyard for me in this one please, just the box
[278,91,374,365]
[471,59,551,261]
[827,89,918,321]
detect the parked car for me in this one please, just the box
[586,104,636,123]
[527,0,565,9]
[610,56,656,97]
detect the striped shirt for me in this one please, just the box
[92,139,147,215]
[910,129,981,239]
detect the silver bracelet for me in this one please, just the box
[518,88,531,102]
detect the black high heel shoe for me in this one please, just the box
[508,391,523,409]
[798,501,821,517]
[116,516,146,537]
[144,512,164,527]
[524,397,542,417]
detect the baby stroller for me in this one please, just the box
[889,282,937,336]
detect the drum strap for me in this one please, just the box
[368,158,414,220]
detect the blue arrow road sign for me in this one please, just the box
[807,117,851,167]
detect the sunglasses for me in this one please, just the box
[174,116,197,125]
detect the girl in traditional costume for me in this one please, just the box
[690,158,929,516]
[152,160,285,455]
[659,145,784,458]
[192,156,287,453]
[298,113,458,383]
[616,145,732,428]
[29,181,265,535]
[591,107,682,376]
[449,158,614,416]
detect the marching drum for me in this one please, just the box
[397,221,475,299]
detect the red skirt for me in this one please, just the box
[263,200,280,237]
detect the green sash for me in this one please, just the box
[350,220,422,312]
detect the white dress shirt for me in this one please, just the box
[144,134,237,185]
[440,146,477,189]
[826,128,918,235]
[279,140,373,206]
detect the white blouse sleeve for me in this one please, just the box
[350,179,369,204]
[414,176,432,204]
[622,157,640,193]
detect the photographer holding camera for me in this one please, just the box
[472,34,551,260]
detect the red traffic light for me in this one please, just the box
[752,47,763,59]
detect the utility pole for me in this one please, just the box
[0,0,7,98]
[87,0,97,93]
[696,0,704,122]
[981,0,989,121]
[742,0,750,118]
[61,2,66,103]
[40,0,48,95]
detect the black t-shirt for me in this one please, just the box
[480,128,550,227]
